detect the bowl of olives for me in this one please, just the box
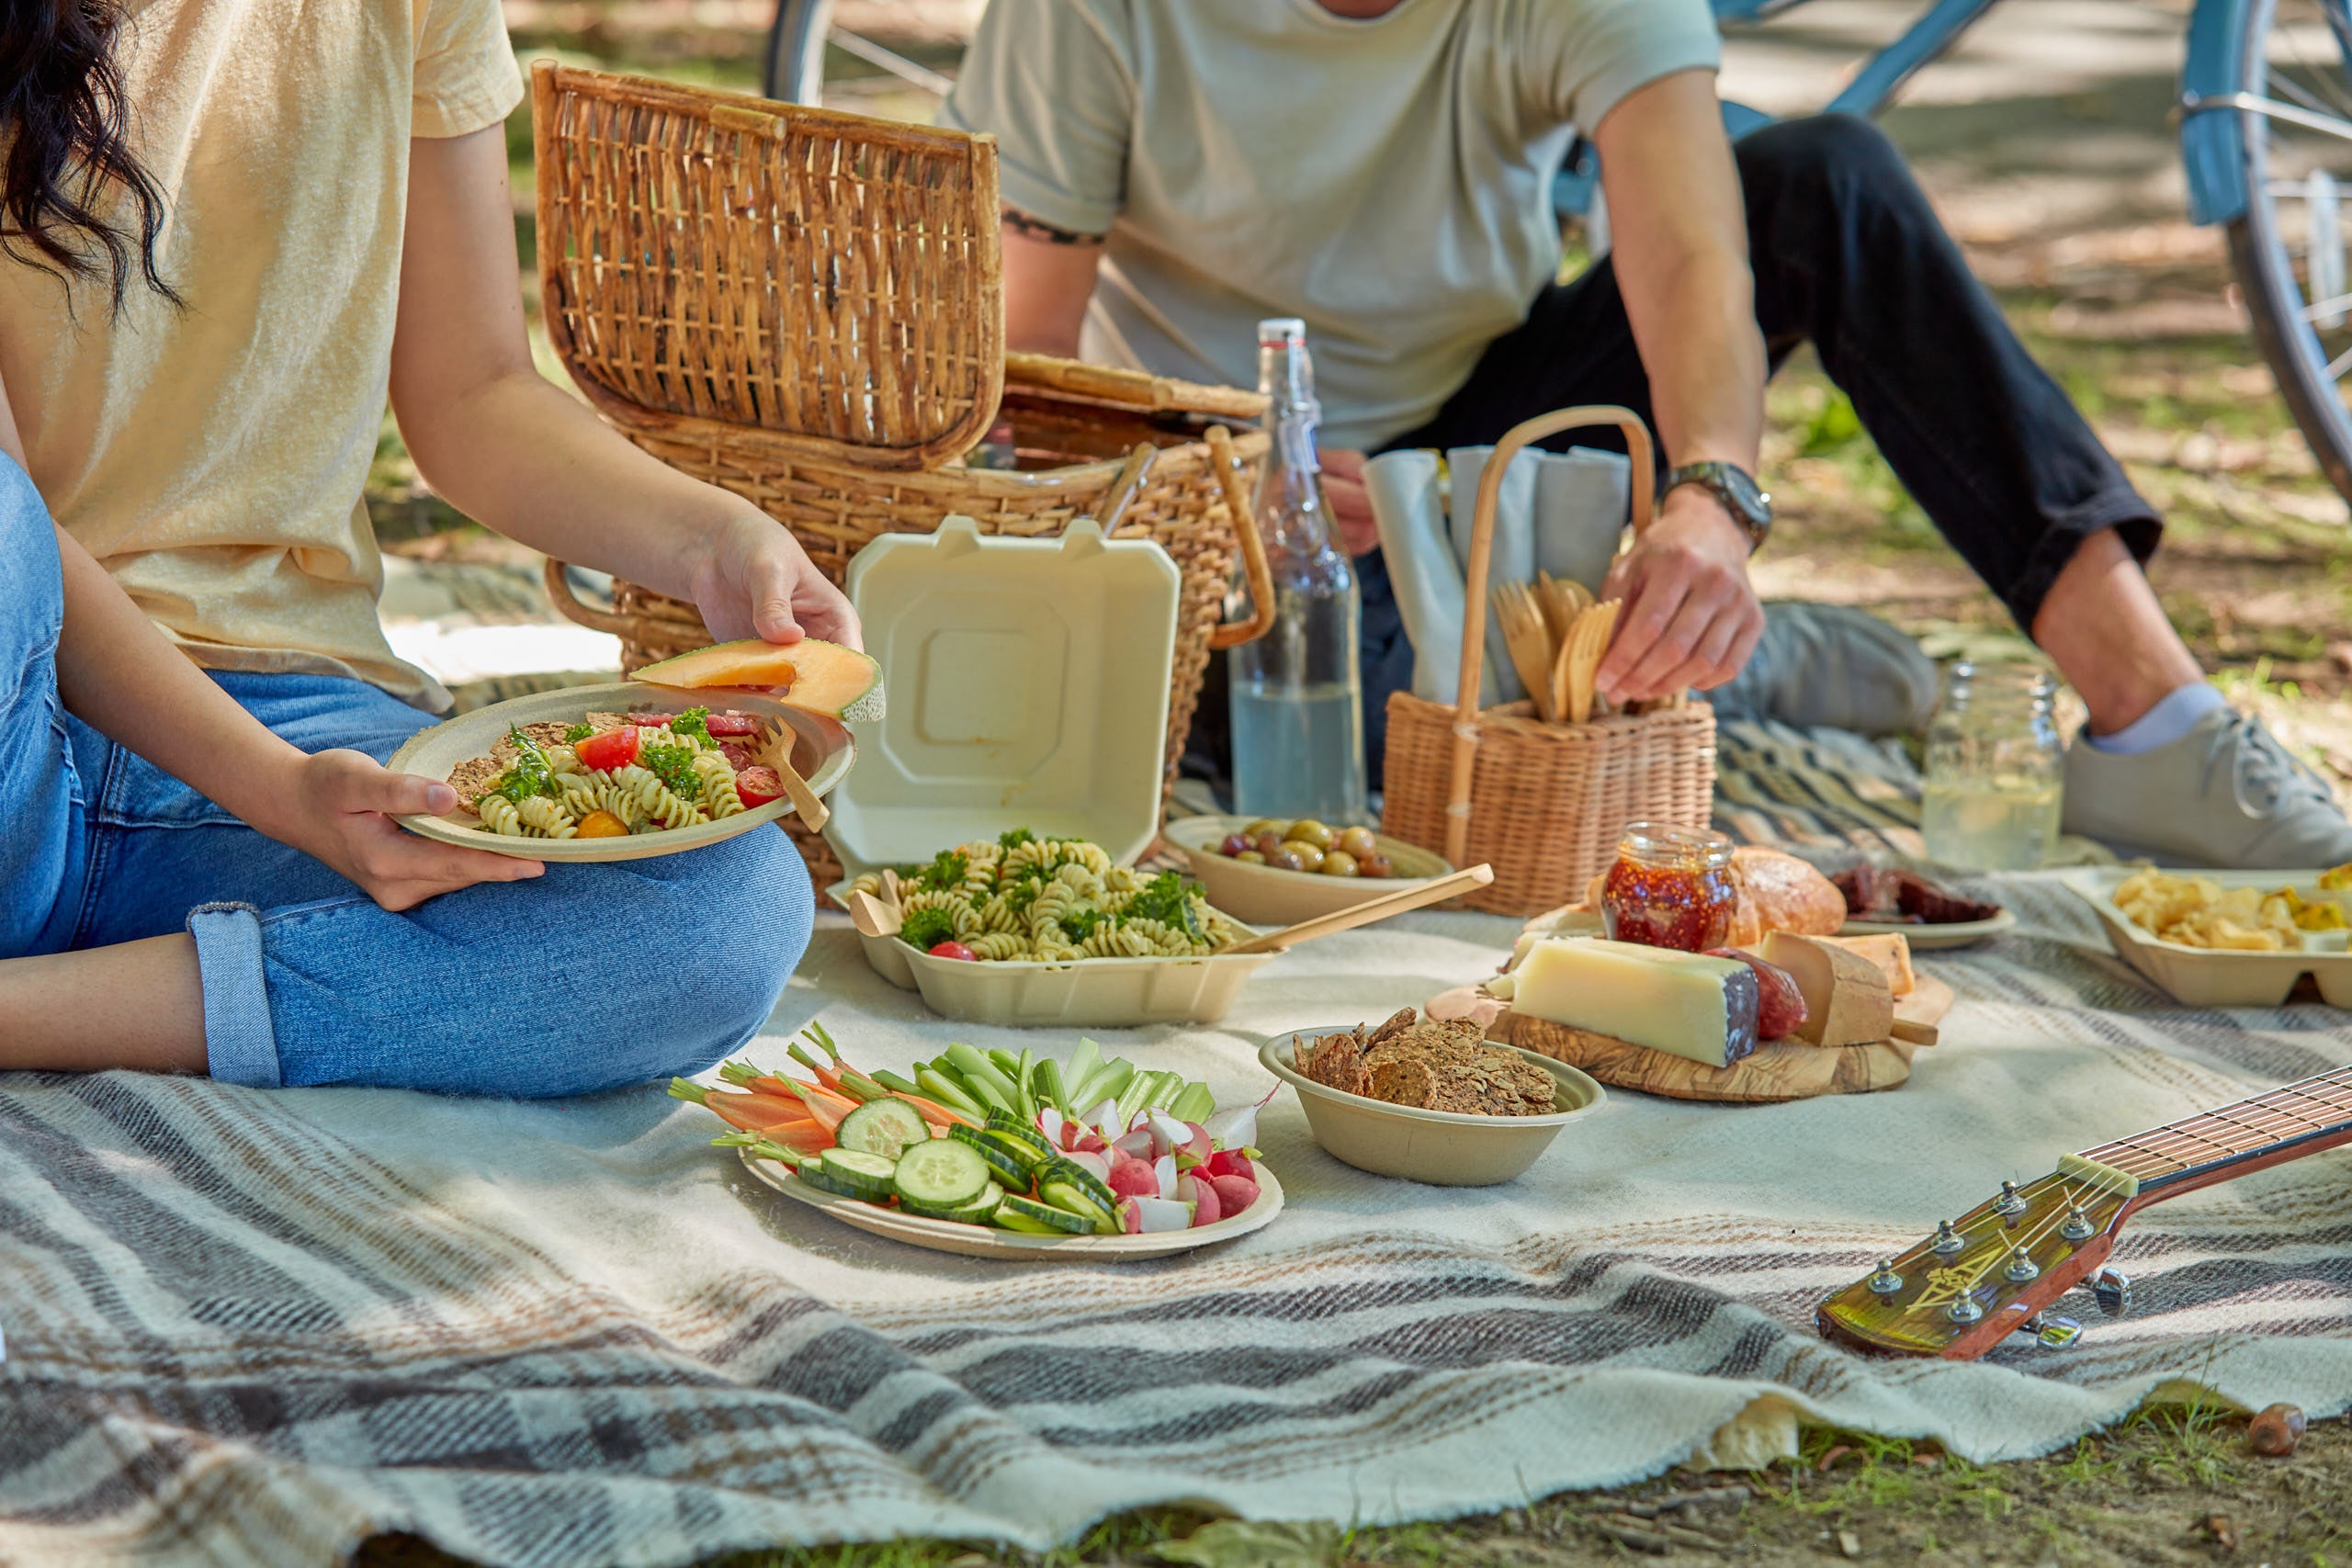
[1162,815,1455,927]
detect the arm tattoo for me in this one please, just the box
[1003,207,1106,246]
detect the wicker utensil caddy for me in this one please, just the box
[1380,406,1717,917]
[529,63,1273,886]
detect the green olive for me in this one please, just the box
[1284,840,1326,872]
[1320,850,1361,877]
[1241,818,1281,840]
[1267,846,1307,873]
[1286,819,1335,850]
[1337,826,1378,859]
[1233,850,1267,865]
[1358,852,1394,878]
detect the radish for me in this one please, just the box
[1085,1099,1123,1138]
[1121,1199,1143,1235]
[1112,1127,1156,1160]
[1125,1197,1194,1234]
[1176,1171,1222,1226]
[1146,1109,1191,1157]
[1182,1122,1213,1160]
[1153,1153,1178,1201]
[1107,1156,1159,1200]
[1208,1173,1260,1215]
[1204,1087,1276,1151]
[1066,1148,1111,1184]
[1038,1107,1065,1146]
[1203,1148,1254,1182]
[1066,1126,1109,1156]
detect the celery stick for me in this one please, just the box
[1013,1047,1037,1121]
[869,1069,922,1096]
[944,1043,1021,1109]
[1167,1082,1216,1124]
[1069,1058,1134,1114]
[1032,1058,1069,1118]
[920,1066,997,1116]
[1065,1039,1102,1106]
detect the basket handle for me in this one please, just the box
[1442,404,1655,869]
[541,558,707,641]
[1204,423,1276,651]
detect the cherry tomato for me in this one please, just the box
[734,766,785,807]
[573,809,630,839]
[928,941,977,961]
[573,726,640,773]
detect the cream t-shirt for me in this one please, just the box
[0,0,524,710]
[944,0,1721,450]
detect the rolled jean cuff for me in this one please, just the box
[187,901,282,1089]
[2005,492,2162,634]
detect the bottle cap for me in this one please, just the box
[1256,317,1307,345]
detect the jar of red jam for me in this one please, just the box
[1600,823,1736,952]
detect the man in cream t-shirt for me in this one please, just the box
[947,0,2352,869]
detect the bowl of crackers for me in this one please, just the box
[1260,1009,1605,1186]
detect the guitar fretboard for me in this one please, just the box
[2076,1064,2352,1190]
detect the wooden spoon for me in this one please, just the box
[848,888,902,939]
[1220,863,1496,954]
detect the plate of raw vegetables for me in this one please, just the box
[674,1027,1283,1260]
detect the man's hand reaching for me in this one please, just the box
[1317,448,1382,558]
[1594,485,1765,705]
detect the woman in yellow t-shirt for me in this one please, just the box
[0,0,847,1094]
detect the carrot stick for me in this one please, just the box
[887,1089,979,1131]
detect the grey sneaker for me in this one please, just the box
[1709,602,1938,736]
[2061,705,2352,868]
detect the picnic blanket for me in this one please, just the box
[6,722,2346,1568]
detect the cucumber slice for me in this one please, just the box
[818,1148,900,1200]
[983,1111,1051,1157]
[951,1125,1035,1188]
[794,1162,875,1201]
[1040,1156,1118,1217]
[1037,1181,1120,1235]
[980,1127,1051,1172]
[995,1193,1094,1235]
[901,1180,1003,1224]
[836,1099,930,1160]
[894,1137,991,1209]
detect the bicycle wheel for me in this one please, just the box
[2225,0,2352,501]
[763,0,832,103]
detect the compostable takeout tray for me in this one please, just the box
[2063,865,2352,1008]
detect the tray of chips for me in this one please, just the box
[2062,865,2352,1008]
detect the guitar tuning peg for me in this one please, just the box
[2018,1312,2083,1349]
[2061,1203,2095,1243]
[2005,1245,2040,1282]
[1868,1258,1904,1296]
[1996,1179,2028,1217]
[1931,1220,1965,1255]
[2087,1268,2132,1317]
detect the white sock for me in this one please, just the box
[2082,682,2226,755]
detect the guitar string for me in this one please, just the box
[1928,1163,2133,1314]
[2088,1074,2352,1171]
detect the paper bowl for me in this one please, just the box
[825,881,1281,1027]
[1259,1029,1605,1186]
[1163,816,1453,928]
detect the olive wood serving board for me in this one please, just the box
[1484,973,1955,1104]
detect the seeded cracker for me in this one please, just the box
[1299,1010,1556,1117]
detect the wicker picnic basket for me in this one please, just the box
[1380,407,1716,917]
[529,63,1273,884]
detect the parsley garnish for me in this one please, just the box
[1119,870,1204,942]
[899,907,959,953]
[997,826,1035,852]
[1057,907,1104,942]
[562,723,593,743]
[673,706,712,743]
[490,727,562,804]
[639,742,699,795]
[917,848,971,892]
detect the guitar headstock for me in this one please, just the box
[1817,1156,2141,1359]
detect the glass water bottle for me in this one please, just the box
[1920,660,2064,870]
[1227,319,1367,825]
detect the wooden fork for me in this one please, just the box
[1561,598,1623,725]
[1489,581,1560,722]
[1535,570,1593,644]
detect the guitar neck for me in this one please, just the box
[2065,1063,2352,1202]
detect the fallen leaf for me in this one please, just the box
[1839,1529,1863,1559]
[2201,1513,2239,1552]
[1155,1519,1345,1568]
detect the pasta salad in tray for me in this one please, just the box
[447,706,785,840]
[850,830,1249,962]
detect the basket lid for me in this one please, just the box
[823,517,1182,875]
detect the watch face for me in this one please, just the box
[1719,466,1770,523]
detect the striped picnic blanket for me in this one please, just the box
[6,736,2346,1568]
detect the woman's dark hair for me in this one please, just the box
[0,0,180,312]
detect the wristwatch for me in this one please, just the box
[1664,461,1773,553]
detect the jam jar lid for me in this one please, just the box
[1616,821,1734,869]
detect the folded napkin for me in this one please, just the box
[1365,444,1632,707]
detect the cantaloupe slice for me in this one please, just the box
[631,637,885,723]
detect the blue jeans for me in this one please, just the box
[2,455,812,1097]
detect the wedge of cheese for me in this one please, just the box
[1821,932,1917,997]
[1510,937,1761,1068]
[1759,931,1894,1047]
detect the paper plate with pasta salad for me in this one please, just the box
[387,682,855,863]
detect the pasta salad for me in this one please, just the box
[851,830,1248,961]
[448,706,786,840]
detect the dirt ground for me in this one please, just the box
[347,6,2352,1563]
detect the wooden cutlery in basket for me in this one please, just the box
[1490,581,1560,723]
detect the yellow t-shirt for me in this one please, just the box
[0,0,524,710]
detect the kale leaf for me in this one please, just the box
[562,722,594,744]
[1120,870,1204,942]
[639,742,700,795]
[997,826,1035,852]
[917,848,971,892]
[899,906,960,953]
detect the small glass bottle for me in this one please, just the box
[1600,822,1738,952]
[1919,661,2064,871]
[1227,319,1367,825]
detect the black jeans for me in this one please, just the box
[1341,113,2160,784]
